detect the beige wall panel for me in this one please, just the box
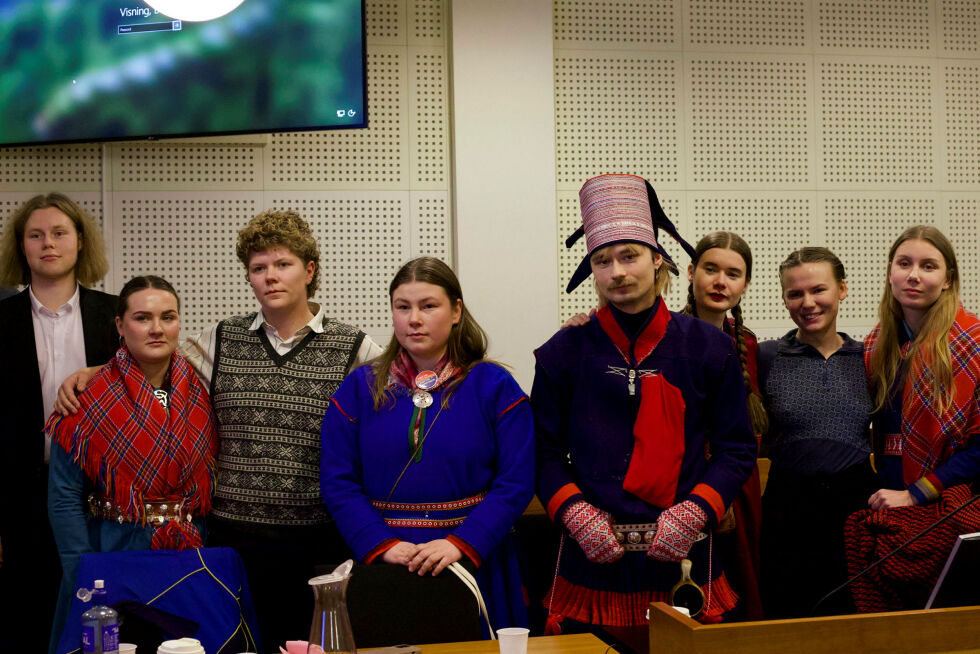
[409,47,450,189]
[816,57,937,189]
[410,191,452,264]
[554,0,680,51]
[0,145,102,192]
[815,0,936,56]
[367,0,407,44]
[111,143,263,191]
[943,62,980,188]
[945,194,980,315]
[940,0,980,56]
[555,51,684,190]
[686,54,814,189]
[683,0,811,53]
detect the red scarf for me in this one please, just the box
[46,346,218,549]
[864,305,980,484]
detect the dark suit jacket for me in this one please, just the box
[0,287,118,576]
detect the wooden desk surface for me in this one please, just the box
[418,633,609,653]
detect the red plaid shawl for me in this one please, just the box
[46,346,217,549]
[864,305,980,486]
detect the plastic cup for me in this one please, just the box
[157,638,205,654]
[119,645,137,654]
[497,627,530,654]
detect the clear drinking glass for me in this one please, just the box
[308,559,356,654]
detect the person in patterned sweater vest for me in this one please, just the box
[532,174,756,630]
[56,210,381,650]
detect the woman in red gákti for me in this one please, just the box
[847,225,980,611]
[46,276,217,649]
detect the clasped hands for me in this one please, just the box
[381,538,462,576]
[562,500,707,564]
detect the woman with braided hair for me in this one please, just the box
[681,231,766,619]
[757,247,877,618]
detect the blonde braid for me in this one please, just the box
[731,303,769,436]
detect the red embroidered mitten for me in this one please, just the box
[561,500,624,563]
[648,500,707,562]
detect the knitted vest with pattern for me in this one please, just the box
[210,314,365,526]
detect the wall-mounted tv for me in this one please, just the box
[0,0,366,147]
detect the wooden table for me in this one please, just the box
[416,633,610,653]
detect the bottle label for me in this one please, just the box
[102,623,120,653]
[82,625,96,653]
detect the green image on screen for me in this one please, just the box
[0,0,365,146]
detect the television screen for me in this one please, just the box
[0,0,366,146]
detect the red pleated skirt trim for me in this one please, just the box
[545,571,738,626]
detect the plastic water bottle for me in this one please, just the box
[81,580,119,654]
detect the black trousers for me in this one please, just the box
[207,516,353,652]
[760,459,879,619]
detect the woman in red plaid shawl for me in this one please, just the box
[846,226,980,611]
[45,276,217,649]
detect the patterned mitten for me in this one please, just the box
[648,500,708,562]
[561,500,624,563]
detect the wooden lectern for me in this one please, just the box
[649,601,980,653]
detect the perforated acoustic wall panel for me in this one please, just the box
[554,0,980,340]
[0,0,452,345]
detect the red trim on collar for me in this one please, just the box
[596,301,671,365]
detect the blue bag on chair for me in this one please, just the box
[56,547,260,654]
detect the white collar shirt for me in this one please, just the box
[30,285,88,462]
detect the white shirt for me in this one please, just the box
[30,285,88,462]
[180,302,382,386]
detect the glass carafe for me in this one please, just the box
[308,559,356,654]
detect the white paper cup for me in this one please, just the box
[497,627,530,654]
[157,638,205,654]
[119,645,137,654]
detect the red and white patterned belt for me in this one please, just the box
[884,433,903,457]
[372,492,485,528]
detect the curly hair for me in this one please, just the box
[0,193,108,287]
[236,209,320,297]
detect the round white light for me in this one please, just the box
[142,0,246,22]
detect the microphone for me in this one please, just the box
[809,491,980,616]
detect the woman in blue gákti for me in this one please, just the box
[320,256,534,634]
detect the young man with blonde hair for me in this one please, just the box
[0,193,117,652]
[532,175,757,629]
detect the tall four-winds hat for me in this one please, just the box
[564,174,695,293]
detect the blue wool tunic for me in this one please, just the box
[320,362,535,632]
[532,300,756,626]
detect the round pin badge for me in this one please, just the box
[412,390,434,408]
[415,370,438,391]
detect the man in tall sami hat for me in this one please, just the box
[531,174,757,628]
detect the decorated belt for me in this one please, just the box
[87,493,193,526]
[372,493,485,528]
[613,521,707,552]
[884,433,903,457]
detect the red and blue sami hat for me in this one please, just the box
[564,174,695,293]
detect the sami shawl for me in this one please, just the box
[46,346,218,549]
[864,305,980,485]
